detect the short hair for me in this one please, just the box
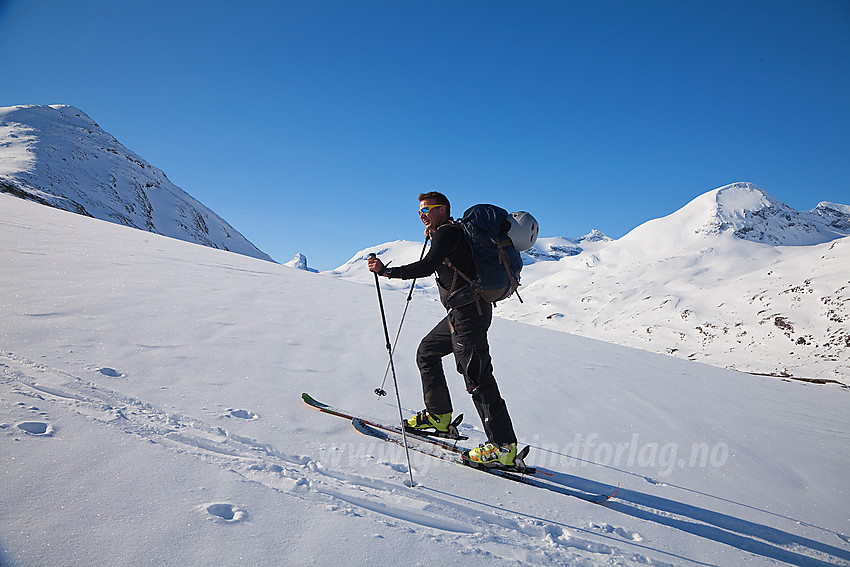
[418,191,451,217]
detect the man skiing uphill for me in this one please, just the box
[367,191,519,468]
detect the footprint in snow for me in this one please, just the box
[16,421,55,436]
[204,502,247,523]
[225,408,259,420]
[590,522,644,542]
[96,367,124,378]
[382,461,409,474]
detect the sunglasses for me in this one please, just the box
[419,204,444,214]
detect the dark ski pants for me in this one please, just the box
[416,301,517,446]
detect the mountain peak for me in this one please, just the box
[578,229,611,243]
[623,182,849,249]
[284,253,318,272]
[702,182,849,245]
[714,181,777,217]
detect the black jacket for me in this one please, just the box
[385,222,475,307]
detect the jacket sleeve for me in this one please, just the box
[385,225,459,280]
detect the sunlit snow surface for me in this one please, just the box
[2,193,849,567]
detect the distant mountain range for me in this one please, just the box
[0,104,272,262]
[333,183,849,383]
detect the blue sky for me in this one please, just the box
[2,0,848,269]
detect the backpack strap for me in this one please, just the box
[443,258,482,314]
[439,219,475,292]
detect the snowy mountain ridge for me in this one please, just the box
[0,104,272,262]
[686,181,847,246]
[334,183,849,382]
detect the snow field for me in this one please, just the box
[2,193,849,566]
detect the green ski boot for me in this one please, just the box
[405,409,451,432]
[403,410,467,440]
[466,442,518,467]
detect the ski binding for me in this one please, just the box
[403,413,469,441]
[461,445,537,475]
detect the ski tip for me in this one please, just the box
[301,392,328,408]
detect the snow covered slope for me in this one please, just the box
[503,183,850,381]
[2,193,849,567]
[618,182,848,248]
[0,104,272,261]
[338,183,849,382]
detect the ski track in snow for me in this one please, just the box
[0,351,660,565]
[3,350,850,567]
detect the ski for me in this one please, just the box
[353,417,534,474]
[304,392,617,503]
[352,417,617,504]
[352,417,457,462]
[303,392,532,472]
[302,392,467,454]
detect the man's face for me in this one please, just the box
[419,199,448,232]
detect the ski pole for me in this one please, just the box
[374,237,430,397]
[369,253,416,487]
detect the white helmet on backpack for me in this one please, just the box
[507,211,539,251]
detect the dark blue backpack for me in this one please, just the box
[447,204,523,305]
